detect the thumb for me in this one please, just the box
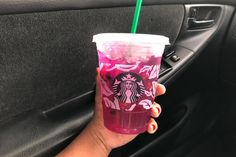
[95,67,102,104]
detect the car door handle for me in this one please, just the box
[188,17,215,29]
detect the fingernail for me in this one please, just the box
[152,124,156,131]
[158,84,166,93]
[156,107,161,114]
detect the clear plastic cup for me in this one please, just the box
[93,33,169,134]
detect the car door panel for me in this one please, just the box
[0,4,184,157]
[0,1,235,157]
[0,5,184,125]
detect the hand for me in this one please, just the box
[88,68,166,150]
[57,68,166,157]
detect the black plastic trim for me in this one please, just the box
[128,94,201,157]
[0,0,236,15]
[159,4,234,85]
[159,46,194,85]
[176,4,230,52]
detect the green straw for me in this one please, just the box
[131,0,143,33]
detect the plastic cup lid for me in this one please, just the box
[93,33,170,45]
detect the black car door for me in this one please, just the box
[0,0,235,157]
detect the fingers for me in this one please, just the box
[155,83,166,96]
[95,68,102,104]
[148,102,162,134]
[96,67,100,87]
[147,118,158,134]
[150,102,162,118]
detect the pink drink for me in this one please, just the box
[93,33,169,134]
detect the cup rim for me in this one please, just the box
[93,33,170,45]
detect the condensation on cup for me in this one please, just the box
[93,33,169,134]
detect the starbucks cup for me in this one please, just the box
[93,33,169,134]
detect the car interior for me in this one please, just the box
[0,0,236,157]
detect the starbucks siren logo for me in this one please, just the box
[112,73,144,103]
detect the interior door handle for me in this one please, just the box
[188,18,215,29]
